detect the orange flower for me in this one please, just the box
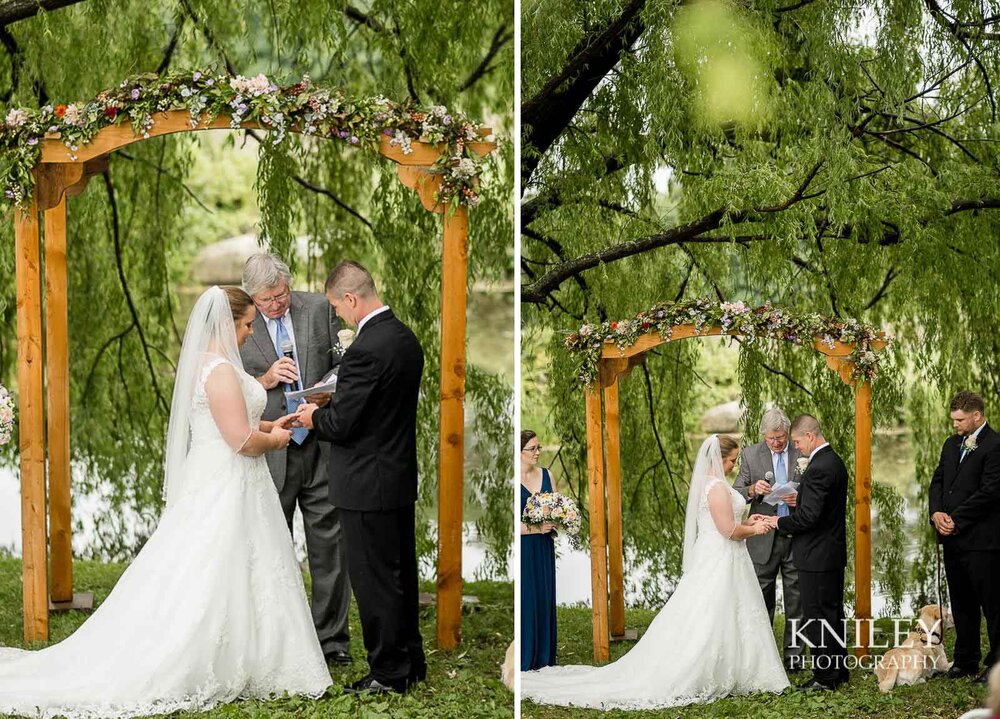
[54,104,67,118]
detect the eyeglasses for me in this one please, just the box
[253,289,290,307]
[763,435,787,445]
[523,445,542,453]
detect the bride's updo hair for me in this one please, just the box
[717,434,739,457]
[221,285,254,323]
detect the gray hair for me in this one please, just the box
[324,260,377,299]
[790,413,823,437]
[242,253,293,297]
[760,407,791,435]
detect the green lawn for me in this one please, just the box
[522,606,990,719]
[0,559,513,719]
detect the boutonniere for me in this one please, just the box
[336,328,356,353]
[795,457,809,475]
[963,435,978,454]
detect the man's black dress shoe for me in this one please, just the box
[324,649,352,666]
[798,679,836,692]
[343,674,407,695]
[947,665,979,679]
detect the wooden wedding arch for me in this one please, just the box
[578,321,886,661]
[13,110,495,647]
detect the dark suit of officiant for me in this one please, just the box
[733,441,804,668]
[239,290,352,657]
[311,308,427,686]
[776,444,849,687]
[929,423,1000,671]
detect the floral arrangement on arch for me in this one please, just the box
[563,299,888,385]
[0,69,494,209]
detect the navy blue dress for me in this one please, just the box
[520,468,557,671]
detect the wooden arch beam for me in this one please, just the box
[583,323,885,661]
[18,107,497,650]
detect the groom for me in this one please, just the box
[928,391,1000,684]
[761,414,849,690]
[297,260,427,695]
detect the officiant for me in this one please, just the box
[733,407,805,673]
[240,252,353,666]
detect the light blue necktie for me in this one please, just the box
[274,318,308,445]
[775,452,789,518]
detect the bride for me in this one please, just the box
[0,286,333,718]
[521,434,790,710]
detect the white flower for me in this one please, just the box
[963,435,978,453]
[451,157,477,179]
[62,104,83,126]
[229,74,273,97]
[5,109,28,128]
[338,329,356,350]
[796,457,809,474]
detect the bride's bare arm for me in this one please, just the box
[205,364,290,456]
[708,483,770,541]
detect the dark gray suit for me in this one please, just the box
[733,441,803,665]
[239,290,352,656]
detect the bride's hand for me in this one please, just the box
[753,521,772,535]
[748,514,766,524]
[268,425,292,449]
[272,412,299,430]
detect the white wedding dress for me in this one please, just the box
[0,289,332,719]
[521,437,790,711]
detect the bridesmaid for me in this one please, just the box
[520,429,557,671]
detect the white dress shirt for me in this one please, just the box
[808,442,830,461]
[357,305,390,334]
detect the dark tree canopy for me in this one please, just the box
[522,0,1000,609]
[0,0,514,573]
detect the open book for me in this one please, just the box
[283,369,338,403]
[762,481,798,506]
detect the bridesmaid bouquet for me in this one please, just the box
[0,385,14,445]
[522,492,582,547]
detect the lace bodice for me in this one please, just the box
[189,356,266,446]
[697,478,745,539]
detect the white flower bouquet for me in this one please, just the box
[522,492,582,547]
[0,385,15,445]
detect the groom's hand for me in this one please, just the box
[295,402,319,429]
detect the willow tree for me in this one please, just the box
[0,0,514,571]
[522,0,1000,610]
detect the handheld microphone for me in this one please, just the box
[764,471,775,485]
[280,339,296,390]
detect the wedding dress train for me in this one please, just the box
[521,443,790,711]
[0,291,332,719]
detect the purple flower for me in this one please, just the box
[350,136,359,144]
[26,137,38,146]
[4,190,13,198]
[237,103,248,113]
[193,71,202,81]
[130,88,140,100]
[383,128,393,136]
[338,130,349,139]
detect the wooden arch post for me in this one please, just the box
[580,324,884,662]
[14,111,495,644]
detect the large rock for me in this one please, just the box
[700,400,743,433]
[192,234,314,286]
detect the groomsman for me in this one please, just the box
[239,252,353,666]
[733,407,804,672]
[929,391,1000,684]
[763,415,849,691]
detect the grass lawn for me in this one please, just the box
[0,558,513,718]
[521,605,991,719]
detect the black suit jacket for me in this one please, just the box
[776,445,848,572]
[312,309,424,512]
[928,423,1000,551]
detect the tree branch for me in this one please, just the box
[0,0,85,27]
[460,21,513,92]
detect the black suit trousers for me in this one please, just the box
[944,545,1000,668]
[341,505,426,683]
[798,567,849,686]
